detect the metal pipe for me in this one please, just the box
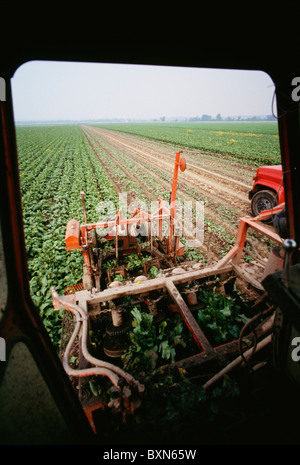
[51,288,145,393]
[238,313,274,363]
[62,316,121,389]
[202,334,272,391]
[111,307,123,327]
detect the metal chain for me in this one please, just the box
[99,307,112,314]
[180,275,234,295]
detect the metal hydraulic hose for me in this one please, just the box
[202,313,275,391]
[238,312,274,363]
[202,333,272,391]
[62,316,121,389]
[51,288,145,393]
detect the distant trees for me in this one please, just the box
[201,114,212,121]
[186,114,221,122]
[185,113,276,122]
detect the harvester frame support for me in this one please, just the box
[53,202,284,375]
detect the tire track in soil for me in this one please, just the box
[81,125,273,261]
[83,125,252,216]
[82,126,213,255]
[84,126,251,205]
[86,126,256,187]
[82,125,251,223]
[84,126,240,242]
[82,126,156,205]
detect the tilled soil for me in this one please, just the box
[81,125,278,264]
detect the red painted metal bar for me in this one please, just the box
[165,280,212,353]
[168,151,182,256]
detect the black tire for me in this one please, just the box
[273,206,287,238]
[251,190,277,223]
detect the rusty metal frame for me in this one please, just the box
[52,203,285,432]
[215,204,284,267]
[0,37,299,445]
[65,152,187,294]
[56,204,284,358]
[52,255,275,432]
[67,152,186,256]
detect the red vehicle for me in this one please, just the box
[249,165,285,218]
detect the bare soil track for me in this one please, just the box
[81,125,277,263]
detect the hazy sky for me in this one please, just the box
[11,60,276,122]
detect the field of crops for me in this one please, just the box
[17,125,120,346]
[14,121,285,442]
[16,121,281,349]
[94,121,281,166]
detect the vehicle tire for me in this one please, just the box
[251,190,277,223]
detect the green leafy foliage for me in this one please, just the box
[122,307,186,373]
[112,273,124,282]
[148,265,160,278]
[197,287,249,345]
[16,125,120,349]
[95,121,281,166]
[123,254,150,271]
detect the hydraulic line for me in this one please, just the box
[202,314,274,391]
[238,310,275,363]
[202,334,272,391]
[51,287,145,393]
[62,317,121,389]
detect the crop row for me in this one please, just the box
[85,126,280,262]
[83,127,244,259]
[16,123,277,348]
[92,121,281,165]
[16,125,119,348]
[82,128,169,204]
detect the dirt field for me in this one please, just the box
[81,125,276,264]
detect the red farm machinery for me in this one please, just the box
[50,151,288,434]
[1,41,300,447]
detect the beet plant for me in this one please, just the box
[122,306,187,374]
[197,287,249,345]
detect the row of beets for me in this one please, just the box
[16,124,120,349]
